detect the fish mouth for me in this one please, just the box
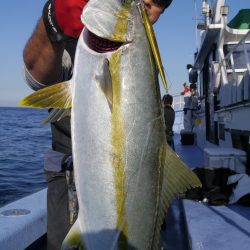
[83,28,124,53]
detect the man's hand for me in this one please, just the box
[43,0,172,42]
[43,0,89,42]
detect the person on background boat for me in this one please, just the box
[180,82,189,95]
[183,83,200,132]
[22,0,173,249]
[187,63,198,85]
[162,94,175,151]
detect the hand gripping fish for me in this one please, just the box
[20,0,201,249]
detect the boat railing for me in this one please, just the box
[172,94,185,111]
[172,94,184,133]
[218,29,250,106]
[222,30,250,72]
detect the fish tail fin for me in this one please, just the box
[61,219,86,250]
[152,144,201,249]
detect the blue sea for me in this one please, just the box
[0,107,51,207]
[0,105,184,208]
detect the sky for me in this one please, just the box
[0,0,248,107]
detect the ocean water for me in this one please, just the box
[0,106,183,208]
[0,107,51,207]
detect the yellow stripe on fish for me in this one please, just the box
[110,50,128,249]
[110,4,131,249]
[112,4,131,42]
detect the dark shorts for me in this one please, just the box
[46,172,72,250]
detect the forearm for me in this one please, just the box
[23,18,64,85]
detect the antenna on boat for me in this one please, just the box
[193,0,199,52]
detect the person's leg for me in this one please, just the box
[171,137,175,151]
[184,110,192,131]
[191,111,198,132]
[47,172,71,250]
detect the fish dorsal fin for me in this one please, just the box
[95,59,113,110]
[19,81,72,109]
[152,145,201,249]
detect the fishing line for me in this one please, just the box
[164,67,173,93]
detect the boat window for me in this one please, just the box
[223,43,250,69]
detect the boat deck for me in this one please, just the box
[165,134,250,250]
[0,189,47,250]
[1,133,250,250]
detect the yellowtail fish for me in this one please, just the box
[20,0,201,249]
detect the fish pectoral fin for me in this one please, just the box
[62,220,85,250]
[152,145,201,250]
[95,59,113,111]
[42,108,71,124]
[19,81,72,109]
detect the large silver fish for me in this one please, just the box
[20,0,200,249]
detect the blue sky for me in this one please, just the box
[0,0,248,106]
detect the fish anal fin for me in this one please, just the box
[152,144,201,249]
[95,59,113,111]
[19,81,72,109]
